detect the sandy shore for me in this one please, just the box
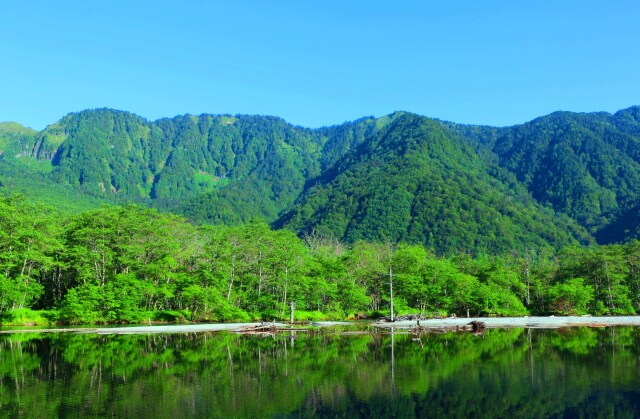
[0,322,286,335]
[373,316,640,329]
[2,317,640,335]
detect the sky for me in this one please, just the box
[1,0,639,130]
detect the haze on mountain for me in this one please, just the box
[2,106,640,254]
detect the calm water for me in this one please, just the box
[1,327,640,418]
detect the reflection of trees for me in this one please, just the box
[0,327,639,417]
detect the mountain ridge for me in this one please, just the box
[2,106,640,253]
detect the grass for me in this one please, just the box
[0,308,362,327]
[0,308,58,326]
[219,116,238,125]
[194,172,229,191]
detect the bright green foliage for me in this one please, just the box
[58,286,103,324]
[547,278,594,314]
[391,244,431,313]
[0,195,61,312]
[342,241,389,312]
[459,255,536,315]
[3,105,640,322]
[0,308,55,325]
[1,196,639,324]
[555,245,635,314]
[622,240,640,312]
[57,204,198,322]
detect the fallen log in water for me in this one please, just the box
[230,323,309,336]
[231,323,278,335]
[408,322,486,335]
[377,314,424,323]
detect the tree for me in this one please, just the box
[391,244,429,315]
[548,278,594,315]
[0,195,61,311]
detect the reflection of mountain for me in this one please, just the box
[1,328,639,417]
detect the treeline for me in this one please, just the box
[1,195,639,325]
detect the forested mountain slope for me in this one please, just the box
[0,122,36,156]
[276,112,591,254]
[0,122,113,212]
[2,106,640,251]
[177,116,380,223]
[450,106,640,243]
[3,109,379,222]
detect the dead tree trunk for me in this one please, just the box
[389,266,394,322]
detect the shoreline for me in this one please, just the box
[0,322,287,335]
[1,317,640,335]
[373,316,640,329]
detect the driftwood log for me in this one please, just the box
[231,323,307,336]
[468,321,486,334]
[407,320,487,335]
[231,323,279,336]
[378,314,424,323]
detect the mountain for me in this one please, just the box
[2,106,640,252]
[450,106,640,242]
[0,122,36,156]
[176,115,379,223]
[276,112,591,254]
[0,122,112,213]
[8,109,377,222]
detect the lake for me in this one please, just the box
[1,326,639,418]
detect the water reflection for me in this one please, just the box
[1,327,640,418]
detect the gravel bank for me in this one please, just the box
[374,316,640,329]
[3,317,640,335]
[0,323,286,335]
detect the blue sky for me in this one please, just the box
[1,0,639,130]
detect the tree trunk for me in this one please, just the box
[227,264,234,302]
[524,248,531,306]
[389,266,394,322]
[258,251,263,297]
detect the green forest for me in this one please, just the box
[2,107,640,324]
[3,106,640,251]
[1,195,639,325]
